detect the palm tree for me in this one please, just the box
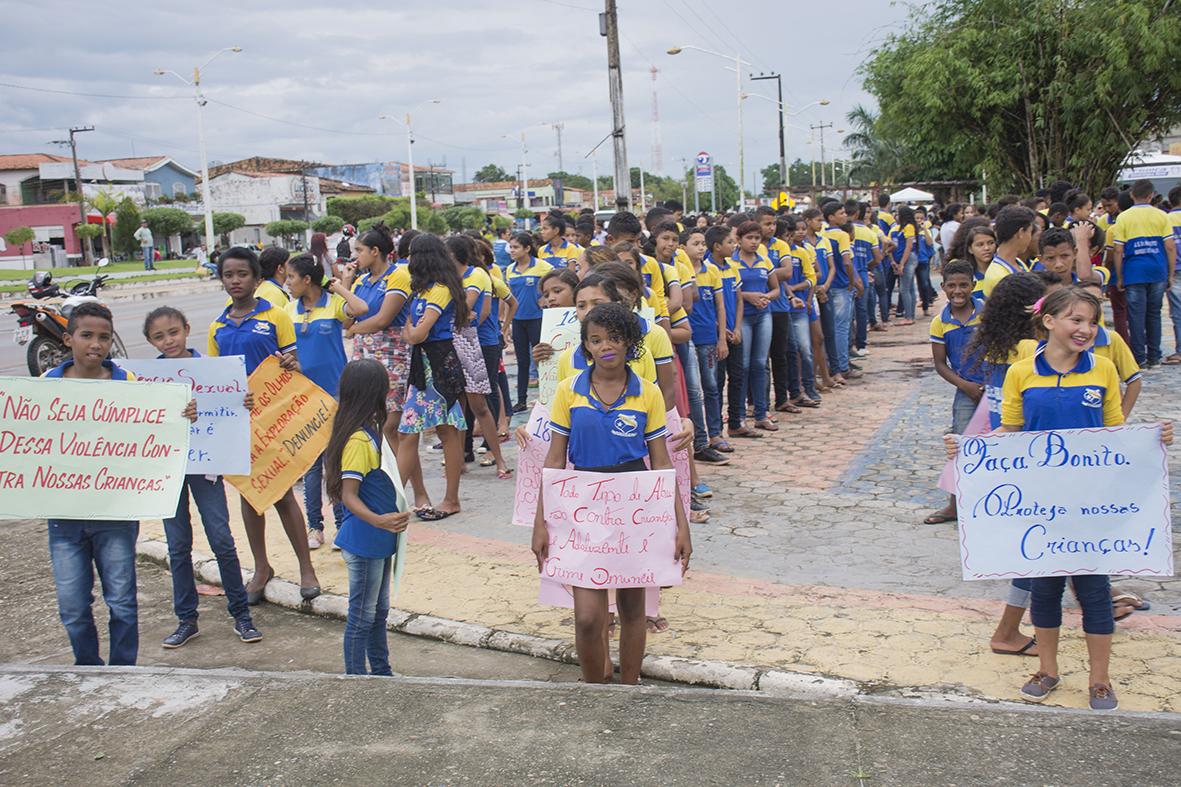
[87,189,120,261]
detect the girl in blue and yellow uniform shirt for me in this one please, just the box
[398,234,471,521]
[207,246,322,602]
[532,302,691,684]
[506,232,553,412]
[286,254,370,549]
[324,359,410,675]
[993,287,1171,710]
[731,220,782,436]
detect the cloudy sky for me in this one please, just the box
[1,0,912,190]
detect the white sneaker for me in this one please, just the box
[307,529,325,550]
[851,348,869,358]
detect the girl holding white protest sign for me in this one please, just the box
[533,303,691,684]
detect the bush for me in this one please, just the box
[312,214,345,234]
[141,207,194,238]
[265,219,309,244]
[210,211,246,243]
[325,195,394,225]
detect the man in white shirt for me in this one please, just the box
[132,220,155,271]
[939,203,964,256]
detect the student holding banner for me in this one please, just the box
[533,303,691,684]
[45,302,197,666]
[141,306,263,647]
[208,246,322,602]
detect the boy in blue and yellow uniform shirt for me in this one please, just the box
[1110,178,1177,366]
[538,213,582,269]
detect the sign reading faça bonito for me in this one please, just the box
[226,356,336,514]
[0,376,190,519]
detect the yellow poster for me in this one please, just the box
[0,376,190,520]
[226,356,337,514]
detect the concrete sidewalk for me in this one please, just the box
[1,664,1179,786]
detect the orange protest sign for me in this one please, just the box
[226,355,337,514]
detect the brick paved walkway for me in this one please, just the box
[140,307,1181,712]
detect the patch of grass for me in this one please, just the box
[0,270,208,295]
[0,259,197,282]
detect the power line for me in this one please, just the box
[0,81,186,100]
[694,1,771,74]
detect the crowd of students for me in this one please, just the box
[39,175,1179,699]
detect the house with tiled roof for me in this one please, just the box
[94,156,198,203]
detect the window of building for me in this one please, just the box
[144,182,162,201]
[173,182,188,197]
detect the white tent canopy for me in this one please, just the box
[889,186,935,203]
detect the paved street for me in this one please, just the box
[115,300,1181,713]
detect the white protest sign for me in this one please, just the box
[117,356,251,475]
[954,425,1172,580]
[537,307,580,407]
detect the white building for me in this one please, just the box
[454,178,586,214]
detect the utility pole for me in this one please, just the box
[810,121,833,188]
[551,122,565,172]
[60,126,94,264]
[679,156,689,210]
[649,66,663,175]
[427,161,441,204]
[591,152,600,209]
[638,164,647,214]
[601,0,630,212]
[751,72,786,191]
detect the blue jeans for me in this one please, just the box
[341,549,393,675]
[719,339,745,430]
[898,255,918,320]
[1006,577,1033,608]
[1124,280,1167,364]
[674,340,707,452]
[830,288,854,374]
[787,311,818,400]
[694,342,723,440]
[142,245,154,270]
[163,475,250,623]
[916,262,935,310]
[871,268,890,324]
[818,296,839,373]
[1167,274,1181,355]
[48,520,139,665]
[1031,574,1114,635]
[305,453,345,532]
[740,311,772,422]
[854,281,869,350]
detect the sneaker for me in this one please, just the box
[235,618,263,644]
[846,368,864,379]
[851,348,868,358]
[307,529,325,550]
[1089,683,1119,711]
[692,482,713,498]
[690,495,709,512]
[1019,671,1061,702]
[693,447,730,466]
[512,402,528,414]
[162,620,200,649]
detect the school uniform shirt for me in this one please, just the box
[1015,326,1141,386]
[223,276,290,309]
[409,283,456,342]
[380,265,414,329]
[929,302,984,383]
[208,298,297,374]
[351,264,399,321]
[1029,260,1112,289]
[890,223,917,263]
[980,254,1028,298]
[1170,209,1181,270]
[784,245,811,315]
[824,227,853,290]
[807,238,828,286]
[765,237,793,313]
[550,368,668,469]
[659,260,690,328]
[44,359,136,380]
[851,224,877,286]
[334,429,400,559]
[708,253,742,333]
[479,273,512,347]
[463,265,493,338]
[538,238,582,269]
[916,225,935,264]
[733,250,774,317]
[688,260,722,346]
[288,292,349,397]
[1110,204,1174,285]
[555,315,669,385]
[1000,349,1123,431]
[506,258,553,321]
[876,210,895,236]
[639,255,669,318]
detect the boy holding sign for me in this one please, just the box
[532,303,691,684]
[45,302,197,665]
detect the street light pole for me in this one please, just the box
[155,46,241,253]
[379,99,441,231]
[810,121,833,188]
[53,126,94,263]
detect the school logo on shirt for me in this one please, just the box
[1082,388,1102,408]
[252,322,272,335]
[611,413,639,438]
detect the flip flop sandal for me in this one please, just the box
[923,511,958,524]
[755,420,779,432]
[1163,355,1181,365]
[775,402,803,413]
[729,427,763,438]
[794,398,820,408]
[479,456,496,467]
[646,616,669,633]
[1112,592,1150,611]
[712,440,735,453]
[415,507,456,522]
[1114,605,1134,622]
[990,637,1037,656]
[497,468,514,479]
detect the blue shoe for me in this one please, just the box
[692,483,712,498]
[234,618,263,643]
[162,620,199,649]
[1019,671,1060,702]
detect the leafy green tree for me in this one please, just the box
[4,226,35,256]
[440,205,487,232]
[113,197,140,256]
[142,207,195,243]
[87,189,120,260]
[491,215,513,231]
[264,220,309,246]
[474,163,510,183]
[547,170,594,190]
[211,211,247,244]
[312,214,345,234]
[862,0,1181,194]
[325,195,394,225]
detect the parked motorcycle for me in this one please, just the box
[9,259,128,376]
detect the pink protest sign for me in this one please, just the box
[540,468,683,589]
[513,403,555,527]
[663,409,691,518]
